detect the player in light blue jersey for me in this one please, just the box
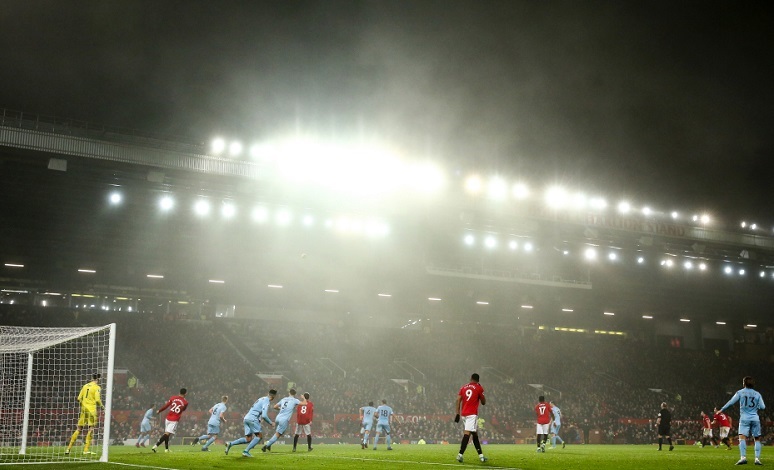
[225,390,276,458]
[549,401,565,449]
[720,376,766,466]
[262,388,307,452]
[193,396,228,451]
[359,402,377,449]
[135,404,154,448]
[373,399,394,450]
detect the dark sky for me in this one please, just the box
[2,0,773,224]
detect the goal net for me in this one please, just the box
[0,324,115,464]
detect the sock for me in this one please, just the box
[386,434,392,447]
[245,437,260,452]
[265,434,278,447]
[755,440,761,459]
[197,434,208,442]
[740,439,747,458]
[551,436,556,446]
[204,436,215,448]
[373,433,379,447]
[84,429,93,452]
[164,434,170,449]
[460,433,470,454]
[68,429,80,450]
[472,432,482,455]
[557,435,564,444]
[658,437,663,449]
[363,432,369,445]
[307,435,312,448]
[230,437,247,447]
[667,437,672,446]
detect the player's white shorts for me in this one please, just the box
[295,423,311,435]
[702,428,712,438]
[164,419,179,435]
[207,423,220,435]
[376,423,391,435]
[719,426,730,439]
[536,423,550,435]
[462,415,479,433]
[140,419,151,433]
[244,418,262,436]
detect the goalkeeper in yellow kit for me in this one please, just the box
[65,373,103,456]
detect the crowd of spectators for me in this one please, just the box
[3,303,774,447]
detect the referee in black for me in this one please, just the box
[656,402,673,451]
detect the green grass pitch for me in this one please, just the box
[9,444,758,469]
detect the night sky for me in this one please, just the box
[2,0,773,224]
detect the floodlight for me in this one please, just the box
[716,321,726,325]
[642,315,653,319]
[194,199,210,216]
[324,289,339,293]
[738,269,745,275]
[637,257,645,264]
[760,271,766,278]
[723,266,733,274]
[590,197,607,210]
[4,263,24,268]
[523,242,534,252]
[698,263,707,271]
[476,301,489,305]
[464,234,475,246]
[147,274,164,279]
[209,279,225,284]
[741,221,747,228]
[484,236,497,249]
[221,202,236,218]
[78,269,96,273]
[159,195,174,211]
[108,191,122,205]
[642,207,651,216]
[428,297,442,301]
[751,223,757,230]
[562,250,569,255]
[670,211,679,219]
[545,186,568,209]
[464,175,483,194]
[512,183,529,199]
[692,214,699,222]
[211,137,226,155]
[508,240,518,250]
[746,324,757,328]
[665,259,674,267]
[684,261,693,270]
[562,308,574,312]
[571,192,587,209]
[700,214,710,224]
[302,215,314,226]
[617,201,631,214]
[603,312,615,316]
[409,162,445,194]
[608,252,617,261]
[228,141,243,157]
[252,206,269,222]
[378,293,392,297]
[268,285,283,289]
[584,248,597,260]
[680,318,690,322]
[487,177,508,200]
[521,305,533,309]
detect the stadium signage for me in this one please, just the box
[585,214,686,238]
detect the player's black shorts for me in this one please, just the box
[658,426,671,436]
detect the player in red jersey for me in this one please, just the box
[455,373,487,464]
[152,388,188,453]
[711,406,733,450]
[535,396,553,453]
[699,411,713,448]
[293,392,314,452]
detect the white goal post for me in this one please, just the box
[0,324,116,464]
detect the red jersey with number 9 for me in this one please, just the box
[159,395,188,422]
[459,382,485,416]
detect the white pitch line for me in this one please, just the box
[270,453,523,470]
[108,462,182,470]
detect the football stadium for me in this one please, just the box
[1,2,773,469]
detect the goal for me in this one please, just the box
[0,324,115,464]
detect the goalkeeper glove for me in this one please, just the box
[454,414,460,423]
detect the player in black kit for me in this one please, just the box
[656,402,673,451]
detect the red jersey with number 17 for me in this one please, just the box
[535,402,553,424]
[458,382,485,416]
[158,395,188,422]
[297,401,314,425]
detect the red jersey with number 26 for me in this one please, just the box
[158,395,188,422]
[535,402,553,425]
[459,382,485,416]
[297,401,314,425]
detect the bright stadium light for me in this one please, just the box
[671,211,679,220]
[302,215,314,227]
[603,311,615,316]
[228,141,243,157]
[476,301,489,305]
[464,175,483,194]
[751,223,757,230]
[545,186,568,209]
[484,236,497,249]
[252,206,269,223]
[428,297,442,301]
[194,199,210,216]
[724,266,733,275]
[739,269,746,276]
[698,263,707,271]
[584,247,597,260]
[512,183,529,200]
[221,202,236,219]
[4,263,24,268]
[108,191,122,205]
[508,240,518,250]
[562,308,574,312]
[571,192,587,209]
[211,137,226,155]
[692,214,699,222]
[700,214,710,224]
[741,221,747,228]
[680,318,690,322]
[159,195,174,211]
[608,252,618,261]
[487,177,508,200]
[665,259,674,267]
[617,201,631,214]
[523,242,534,252]
[146,274,164,279]
[642,207,652,216]
[642,315,653,319]
[637,257,645,264]
[590,197,607,210]
[684,261,693,270]
[521,305,533,309]
[716,321,726,325]
[760,271,766,278]
[464,234,475,246]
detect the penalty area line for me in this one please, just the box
[108,462,183,470]
[277,453,523,470]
